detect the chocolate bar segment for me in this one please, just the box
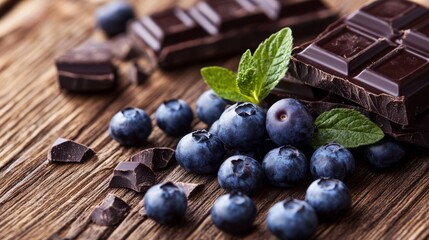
[191,0,269,34]
[55,42,117,92]
[140,8,208,51]
[291,0,429,125]
[129,0,337,68]
[403,13,429,56]
[346,0,427,38]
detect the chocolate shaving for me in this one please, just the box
[47,138,95,163]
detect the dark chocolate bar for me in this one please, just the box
[267,78,429,148]
[55,42,118,92]
[290,0,429,125]
[129,0,337,68]
[130,147,175,171]
[108,162,156,192]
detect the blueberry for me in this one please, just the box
[310,143,355,180]
[364,138,407,170]
[263,146,307,188]
[267,198,318,240]
[156,99,193,136]
[209,120,220,136]
[96,1,135,38]
[217,102,267,150]
[176,130,225,174]
[196,90,230,126]
[305,178,351,220]
[266,98,315,147]
[144,182,187,224]
[211,192,257,235]
[109,107,152,145]
[218,155,265,195]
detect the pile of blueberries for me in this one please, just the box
[109,89,407,239]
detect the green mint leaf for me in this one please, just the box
[252,27,293,101]
[237,50,258,103]
[312,108,384,148]
[201,66,251,102]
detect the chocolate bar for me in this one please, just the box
[130,147,175,171]
[267,78,429,148]
[290,0,429,125]
[129,0,337,68]
[55,42,118,92]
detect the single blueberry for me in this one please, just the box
[209,120,220,136]
[144,182,188,224]
[156,99,193,136]
[196,90,230,126]
[263,146,308,188]
[305,178,351,220]
[266,98,315,147]
[211,192,257,235]
[109,107,152,145]
[267,198,318,240]
[176,130,225,174]
[364,138,407,170]
[217,102,267,150]
[310,143,355,180]
[218,155,265,196]
[96,1,135,38]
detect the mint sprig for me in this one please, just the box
[312,108,384,148]
[201,28,293,104]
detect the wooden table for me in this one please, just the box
[0,0,428,239]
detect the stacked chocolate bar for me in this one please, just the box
[129,0,337,68]
[273,0,429,148]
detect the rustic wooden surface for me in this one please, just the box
[0,0,428,239]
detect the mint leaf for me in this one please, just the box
[312,108,384,148]
[237,50,258,103]
[201,66,251,102]
[252,27,293,101]
[200,27,293,104]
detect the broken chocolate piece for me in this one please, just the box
[109,162,156,192]
[91,194,130,226]
[130,147,175,170]
[55,42,117,92]
[128,61,153,85]
[175,182,203,199]
[108,34,141,60]
[291,0,429,125]
[47,138,95,163]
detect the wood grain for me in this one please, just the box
[0,0,428,239]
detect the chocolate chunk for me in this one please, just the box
[109,162,156,192]
[130,147,175,170]
[90,194,130,226]
[290,0,429,125]
[175,182,203,199]
[108,34,141,60]
[55,42,117,92]
[47,138,95,163]
[128,0,337,68]
[128,61,153,85]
